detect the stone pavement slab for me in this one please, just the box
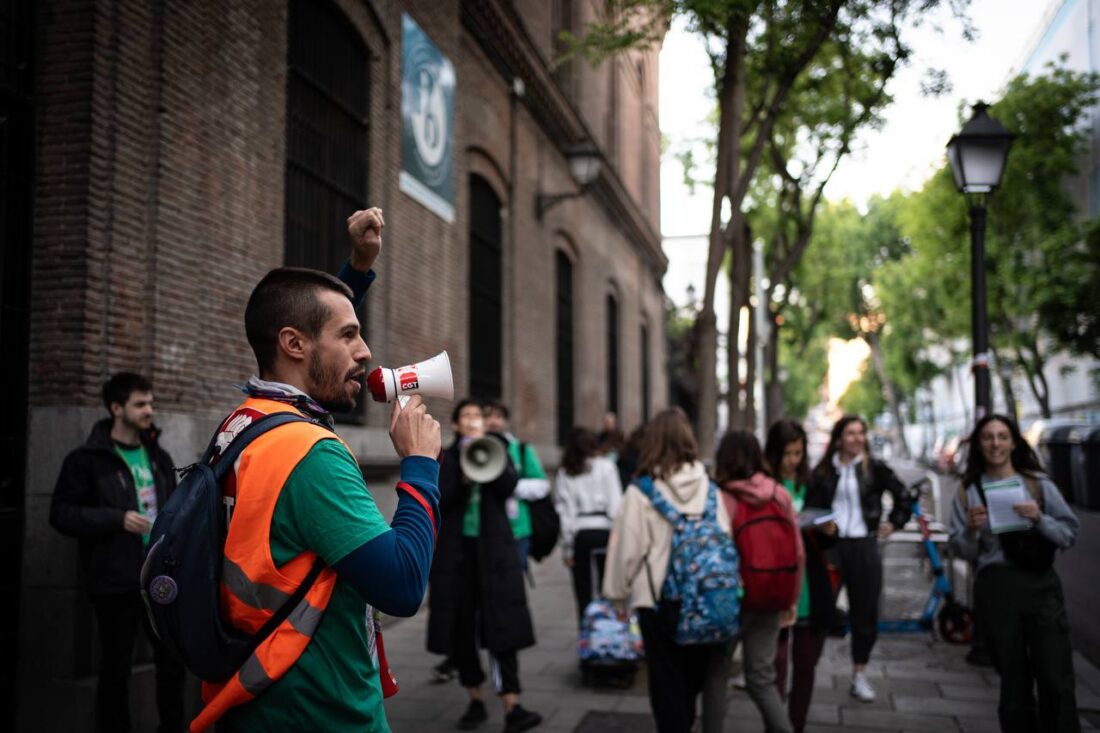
[382,542,1100,732]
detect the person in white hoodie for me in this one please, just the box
[555,426,623,623]
[602,408,733,733]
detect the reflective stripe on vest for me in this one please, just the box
[190,398,343,732]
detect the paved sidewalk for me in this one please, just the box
[383,545,1100,733]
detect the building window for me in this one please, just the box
[469,175,503,400]
[640,322,651,423]
[285,0,370,419]
[556,251,574,445]
[606,292,619,416]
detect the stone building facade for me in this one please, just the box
[7,0,666,729]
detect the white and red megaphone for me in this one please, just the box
[366,351,454,403]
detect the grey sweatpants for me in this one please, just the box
[703,610,793,733]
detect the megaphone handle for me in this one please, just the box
[397,395,411,408]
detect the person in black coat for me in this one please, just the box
[805,415,911,705]
[50,373,186,733]
[426,399,541,733]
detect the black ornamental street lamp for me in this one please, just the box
[536,141,603,219]
[946,102,1014,419]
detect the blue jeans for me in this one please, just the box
[515,536,531,573]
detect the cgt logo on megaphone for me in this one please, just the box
[398,369,419,392]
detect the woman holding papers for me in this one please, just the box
[766,420,837,733]
[805,415,912,704]
[949,414,1080,733]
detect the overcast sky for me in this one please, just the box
[659,0,1056,306]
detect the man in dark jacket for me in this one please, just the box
[427,398,541,733]
[50,372,186,733]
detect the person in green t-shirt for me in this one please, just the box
[50,372,186,733]
[765,419,838,733]
[482,400,551,572]
[216,209,444,733]
[427,399,542,733]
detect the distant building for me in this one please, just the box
[3,1,667,729]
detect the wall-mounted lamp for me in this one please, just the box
[536,141,602,219]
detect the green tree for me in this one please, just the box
[887,65,1100,417]
[565,0,969,445]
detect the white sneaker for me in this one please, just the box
[850,672,876,702]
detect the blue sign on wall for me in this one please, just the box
[400,13,456,223]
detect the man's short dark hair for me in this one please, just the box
[245,267,354,374]
[452,398,481,425]
[102,372,153,412]
[481,399,509,420]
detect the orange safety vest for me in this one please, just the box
[190,397,341,732]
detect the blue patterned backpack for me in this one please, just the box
[636,475,740,645]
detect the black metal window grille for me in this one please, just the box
[285,0,370,420]
[640,322,650,423]
[606,293,619,416]
[556,251,575,445]
[469,176,503,401]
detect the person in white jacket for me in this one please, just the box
[602,408,733,733]
[554,427,622,622]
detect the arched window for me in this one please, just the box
[555,250,574,445]
[606,292,619,416]
[469,175,503,400]
[285,0,370,419]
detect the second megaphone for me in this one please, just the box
[460,436,509,484]
[366,351,454,403]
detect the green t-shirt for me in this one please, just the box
[461,440,546,539]
[114,443,156,546]
[223,439,391,733]
[783,478,812,620]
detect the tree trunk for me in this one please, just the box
[765,314,783,424]
[1026,339,1052,419]
[726,218,752,431]
[865,331,910,459]
[745,291,757,432]
[1014,341,1051,419]
[989,343,1018,419]
[696,17,747,454]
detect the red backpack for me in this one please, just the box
[721,482,801,612]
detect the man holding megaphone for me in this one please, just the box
[179,207,445,733]
[426,399,542,733]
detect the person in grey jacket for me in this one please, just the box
[949,413,1079,733]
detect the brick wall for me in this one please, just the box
[20,0,665,727]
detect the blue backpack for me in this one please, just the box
[636,475,740,645]
[140,411,325,682]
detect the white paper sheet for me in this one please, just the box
[982,477,1032,534]
[797,509,838,529]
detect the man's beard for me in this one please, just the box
[122,414,151,435]
[308,350,363,413]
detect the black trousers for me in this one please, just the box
[976,563,1079,733]
[93,592,186,733]
[453,538,521,695]
[637,608,728,733]
[570,529,610,623]
[834,537,882,665]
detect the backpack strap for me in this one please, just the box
[247,555,326,655]
[208,411,317,479]
[634,475,682,527]
[1022,475,1044,508]
[209,411,327,660]
[702,481,720,521]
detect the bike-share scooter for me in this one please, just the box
[876,477,973,644]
